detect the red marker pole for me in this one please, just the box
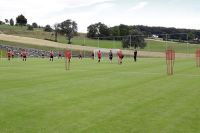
[198,50,200,67]
[166,49,175,75]
[0,40,2,61]
[196,49,200,67]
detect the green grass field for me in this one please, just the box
[0,57,199,133]
[71,38,200,53]
[145,40,200,53]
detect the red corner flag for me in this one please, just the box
[196,49,200,67]
[166,49,175,75]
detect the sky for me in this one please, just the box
[0,0,200,32]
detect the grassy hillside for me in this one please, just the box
[0,24,52,39]
[0,25,121,48]
[0,40,63,51]
[0,58,199,133]
[1,24,200,53]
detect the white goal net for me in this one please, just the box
[93,48,120,59]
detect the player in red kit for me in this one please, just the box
[91,52,94,60]
[7,50,11,61]
[97,50,102,63]
[22,50,27,61]
[65,50,71,70]
[78,51,83,60]
[11,51,14,59]
[20,51,23,58]
[58,51,62,59]
[50,50,54,61]
[41,53,45,58]
[117,50,124,64]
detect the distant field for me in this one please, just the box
[1,24,200,53]
[71,38,200,53]
[145,39,200,53]
[71,37,122,49]
[0,58,199,133]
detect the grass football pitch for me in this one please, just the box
[0,57,200,133]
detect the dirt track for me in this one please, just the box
[0,34,194,58]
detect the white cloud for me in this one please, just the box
[62,0,114,8]
[1,0,200,32]
[129,1,148,11]
[93,2,115,11]
[0,0,116,32]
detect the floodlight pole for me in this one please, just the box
[165,34,168,50]
[98,37,99,48]
[84,37,86,45]
[113,37,115,49]
[129,35,132,49]
[0,40,2,61]
[186,34,189,55]
[1,49,2,60]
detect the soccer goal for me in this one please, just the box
[93,48,120,59]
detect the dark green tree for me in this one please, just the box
[44,25,53,32]
[122,29,146,49]
[53,23,60,42]
[110,26,120,36]
[87,22,110,38]
[5,19,9,23]
[119,24,129,36]
[27,25,34,30]
[32,22,38,28]
[188,31,195,40]
[0,21,5,25]
[9,19,14,26]
[58,19,78,44]
[16,14,27,26]
[87,24,98,38]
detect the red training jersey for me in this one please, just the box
[50,51,54,56]
[7,51,11,57]
[97,51,102,58]
[65,51,71,59]
[117,51,123,58]
[196,50,200,58]
[22,51,27,57]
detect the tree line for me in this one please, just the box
[88,23,200,40]
[87,22,200,48]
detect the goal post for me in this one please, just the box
[93,48,120,59]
